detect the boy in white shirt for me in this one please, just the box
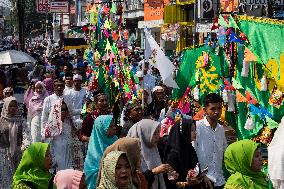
[196,93,228,189]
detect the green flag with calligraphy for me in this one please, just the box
[172,46,229,100]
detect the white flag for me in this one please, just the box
[144,29,179,88]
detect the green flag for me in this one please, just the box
[172,46,229,100]
[228,15,239,29]
[234,16,284,139]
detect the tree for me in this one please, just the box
[10,0,52,38]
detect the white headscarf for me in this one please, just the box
[268,116,284,189]
[127,119,166,189]
[0,97,22,156]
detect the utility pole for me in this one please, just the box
[17,0,24,51]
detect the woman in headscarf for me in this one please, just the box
[24,79,39,109]
[54,169,87,189]
[11,142,53,189]
[224,140,268,189]
[43,77,54,95]
[0,97,24,188]
[165,118,200,189]
[97,151,137,189]
[97,137,142,188]
[28,81,49,142]
[268,116,284,189]
[127,119,173,189]
[120,100,144,137]
[84,115,118,189]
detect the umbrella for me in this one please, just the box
[0,50,36,65]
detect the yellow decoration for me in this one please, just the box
[199,66,219,94]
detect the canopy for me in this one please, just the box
[0,50,36,65]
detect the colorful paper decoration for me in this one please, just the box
[193,109,205,121]
[228,31,243,43]
[245,91,258,104]
[269,90,283,108]
[218,15,228,27]
[236,90,247,102]
[266,116,279,129]
[244,46,257,62]
[232,78,244,89]
[224,78,235,90]
[211,17,220,30]
[228,15,239,29]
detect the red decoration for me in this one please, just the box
[211,17,220,30]
[245,91,258,104]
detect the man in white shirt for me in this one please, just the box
[65,74,87,121]
[63,72,73,93]
[142,62,157,95]
[196,93,227,189]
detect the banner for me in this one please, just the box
[238,16,284,90]
[144,29,178,88]
[234,16,284,139]
[172,46,229,99]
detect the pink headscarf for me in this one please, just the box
[54,169,84,189]
[28,81,49,119]
[43,78,54,95]
[24,79,39,108]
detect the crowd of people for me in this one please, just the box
[0,47,283,189]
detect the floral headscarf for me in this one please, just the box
[97,151,136,189]
[28,81,49,119]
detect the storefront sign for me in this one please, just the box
[50,1,69,13]
[246,0,267,5]
[144,0,168,21]
[138,20,164,28]
[36,0,50,13]
[196,23,213,33]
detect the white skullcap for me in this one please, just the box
[136,71,143,78]
[73,74,82,81]
[152,86,164,93]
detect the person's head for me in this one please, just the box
[54,169,86,189]
[99,151,132,189]
[125,100,143,123]
[128,119,161,148]
[73,74,82,91]
[224,140,263,178]
[143,62,149,75]
[73,68,81,75]
[137,89,150,105]
[1,97,18,118]
[203,93,223,122]
[3,87,14,98]
[54,77,65,96]
[95,115,117,138]
[13,142,52,188]
[94,92,108,113]
[30,79,39,91]
[64,72,73,88]
[61,101,69,121]
[152,86,165,102]
[98,138,141,188]
[34,81,46,96]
